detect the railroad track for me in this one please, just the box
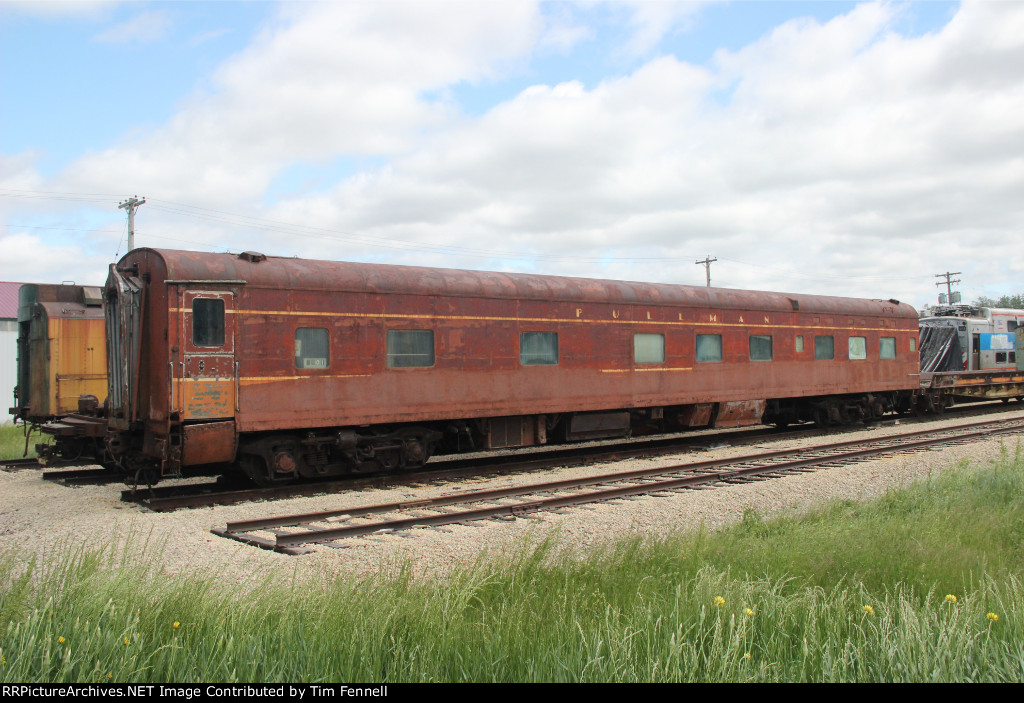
[40,466,123,486]
[1,457,46,472]
[1,456,99,473]
[122,426,800,511]
[124,403,1021,511]
[212,415,1024,555]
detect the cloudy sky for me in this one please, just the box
[1,0,1021,310]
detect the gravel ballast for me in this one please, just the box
[2,408,1022,583]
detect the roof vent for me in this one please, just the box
[788,298,799,311]
[238,251,267,263]
[82,287,103,307]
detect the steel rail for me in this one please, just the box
[222,416,1023,533]
[133,410,1024,511]
[129,423,816,508]
[274,420,1024,547]
[41,467,123,485]
[1,457,45,471]
[3,456,97,472]
[216,417,1024,550]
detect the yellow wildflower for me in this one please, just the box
[123,637,129,645]
[744,608,754,616]
[863,605,874,615]
[987,612,999,622]
[742,653,751,661]
[945,594,957,604]
[58,636,66,644]
[173,621,180,629]
[713,596,725,607]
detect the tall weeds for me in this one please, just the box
[2,443,1022,682]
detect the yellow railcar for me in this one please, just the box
[10,284,106,424]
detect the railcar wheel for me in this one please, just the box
[239,453,296,488]
[136,468,158,487]
[126,464,159,488]
[397,429,437,471]
[866,396,886,421]
[813,407,829,428]
[59,441,83,461]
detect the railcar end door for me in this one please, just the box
[178,290,236,420]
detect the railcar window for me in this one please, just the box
[880,337,896,359]
[814,335,834,360]
[749,335,773,361]
[795,335,804,353]
[696,334,722,363]
[634,333,665,364]
[910,338,917,352]
[520,332,559,365]
[192,298,225,347]
[996,352,1008,364]
[295,328,329,369]
[848,336,867,360]
[387,330,435,368]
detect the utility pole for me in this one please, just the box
[695,255,717,287]
[118,195,146,251]
[934,271,961,303]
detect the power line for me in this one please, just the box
[0,188,963,283]
[0,188,120,204]
[143,198,707,264]
[2,224,123,234]
[718,256,937,282]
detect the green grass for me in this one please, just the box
[2,444,1023,682]
[0,422,44,460]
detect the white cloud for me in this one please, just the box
[0,152,44,194]
[58,1,543,204]
[92,9,171,44]
[12,1,1024,309]
[0,231,111,284]
[0,1,115,19]
[258,1,1024,305]
[617,0,708,58]
[189,27,232,47]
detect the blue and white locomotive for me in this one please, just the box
[919,305,1024,371]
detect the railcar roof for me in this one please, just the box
[35,301,105,321]
[121,248,919,319]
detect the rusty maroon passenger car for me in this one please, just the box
[104,249,921,485]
